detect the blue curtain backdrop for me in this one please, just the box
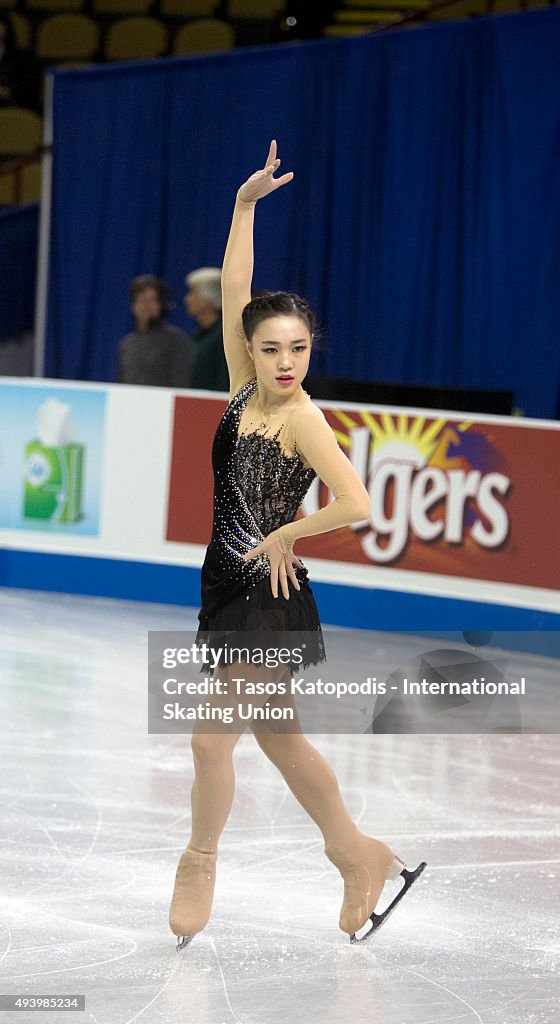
[0,203,38,340]
[46,10,560,418]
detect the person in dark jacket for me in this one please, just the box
[118,275,194,388]
[183,267,229,392]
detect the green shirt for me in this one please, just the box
[189,316,229,392]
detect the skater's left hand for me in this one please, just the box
[242,528,304,599]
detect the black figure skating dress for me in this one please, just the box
[196,377,326,669]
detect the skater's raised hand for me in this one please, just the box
[242,527,304,600]
[237,140,294,206]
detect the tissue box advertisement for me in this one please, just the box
[23,441,85,522]
[0,385,106,534]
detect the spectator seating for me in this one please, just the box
[428,0,492,19]
[19,160,42,203]
[226,0,286,16]
[0,160,42,204]
[94,0,153,14]
[104,16,168,60]
[36,14,100,60]
[27,0,85,10]
[0,106,42,155]
[161,0,219,14]
[323,0,551,36]
[173,17,234,53]
[0,107,42,205]
[9,12,32,48]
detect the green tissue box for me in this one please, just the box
[23,442,85,523]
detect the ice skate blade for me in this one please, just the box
[349,861,427,944]
[175,934,194,952]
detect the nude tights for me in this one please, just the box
[188,728,363,859]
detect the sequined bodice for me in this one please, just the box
[236,428,315,535]
[198,377,316,624]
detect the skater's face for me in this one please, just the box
[247,315,312,394]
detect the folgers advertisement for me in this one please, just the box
[167,396,560,591]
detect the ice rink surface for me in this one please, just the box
[1,587,559,1024]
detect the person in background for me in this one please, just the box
[0,14,41,114]
[183,267,229,392]
[118,275,193,388]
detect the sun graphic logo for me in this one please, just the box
[24,450,51,488]
[312,411,512,564]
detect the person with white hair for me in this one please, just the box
[183,267,229,391]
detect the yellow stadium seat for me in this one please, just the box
[226,0,285,17]
[323,21,396,34]
[342,0,429,7]
[0,158,41,205]
[161,0,218,14]
[21,160,42,202]
[9,12,32,48]
[334,8,405,22]
[55,59,95,68]
[94,0,152,14]
[173,17,234,53]
[429,0,487,17]
[27,0,85,10]
[0,171,17,205]
[489,0,521,9]
[427,0,488,17]
[104,17,168,60]
[36,15,99,59]
[0,107,42,155]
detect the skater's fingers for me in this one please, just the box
[278,560,290,601]
[242,540,267,560]
[270,171,294,190]
[270,561,279,599]
[265,139,277,167]
[286,560,300,591]
[242,546,259,561]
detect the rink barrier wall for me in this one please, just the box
[0,377,558,643]
[0,550,559,653]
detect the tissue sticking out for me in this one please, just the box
[36,398,76,448]
[23,399,85,524]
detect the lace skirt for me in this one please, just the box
[196,576,326,672]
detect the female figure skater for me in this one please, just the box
[169,140,426,950]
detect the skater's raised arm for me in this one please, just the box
[222,140,293,398]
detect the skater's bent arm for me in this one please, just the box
[281,408,371,546]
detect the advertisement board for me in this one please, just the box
[0,383,106,535]
[0,378,558,620]
[166,395,560,592]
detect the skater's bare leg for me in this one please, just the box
[169,728,243,939]
[187,659,292,851]
[253,682,396,934]
[170,661,290,940]
[188,730,242,852]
